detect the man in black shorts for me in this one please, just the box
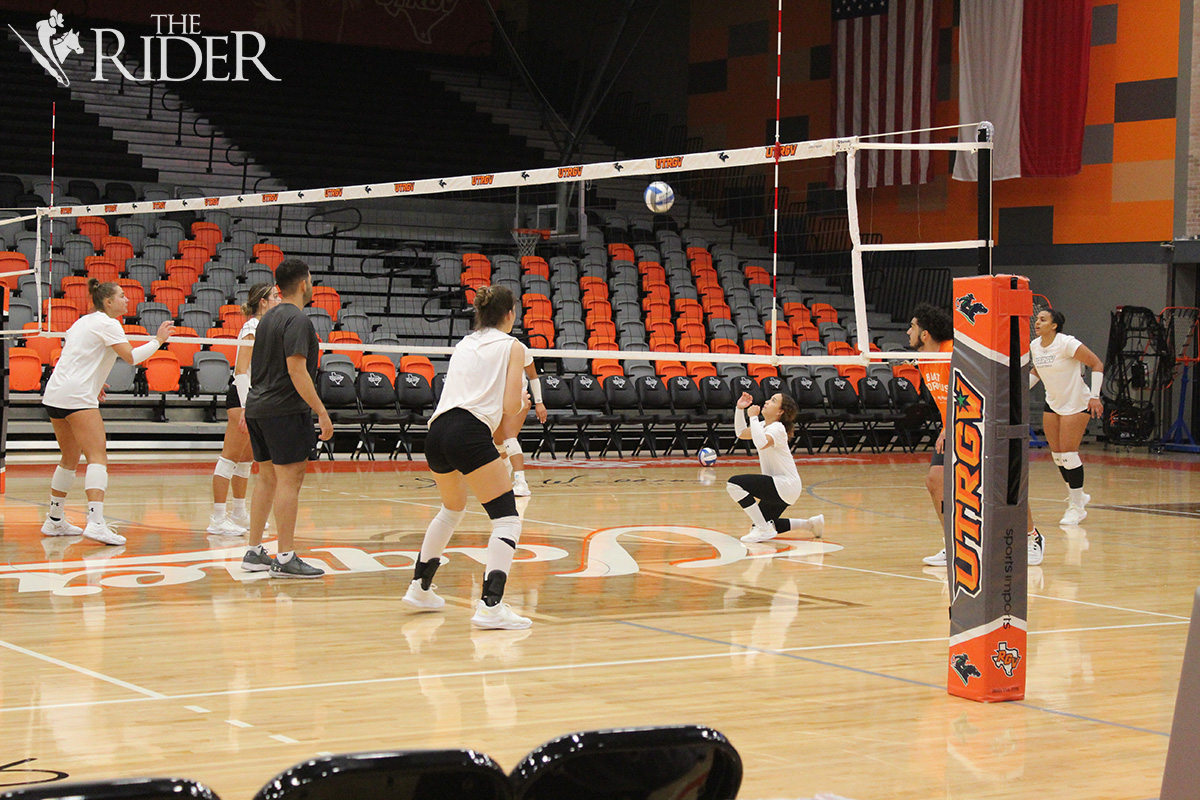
[241,258,333,578]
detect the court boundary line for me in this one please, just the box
[0,639,167,699]
[0,619,1184,717]
[617,621,1173,738]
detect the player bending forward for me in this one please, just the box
[726,391,824,543]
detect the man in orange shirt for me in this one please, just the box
[908,303,954,567]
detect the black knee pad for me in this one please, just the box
[481,569,508,606]
[482,491,518,520]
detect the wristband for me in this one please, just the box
[529,376,543,404]
[1090,371,1103,399]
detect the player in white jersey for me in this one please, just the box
[207,283,280,535]
[492,343,547,497]
[726,391,825,543]
[1030,308,1105,527]
[40,279,174,545]
[402,285,532,629]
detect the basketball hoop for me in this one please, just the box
[511,228,549,259]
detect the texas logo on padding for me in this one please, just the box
[992,641,1022,677]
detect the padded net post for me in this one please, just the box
[946,274,1032,702]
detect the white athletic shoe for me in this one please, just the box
[512,475,531,497]
[83,521,126,546]
[923,548,947,566]
[402,580,445,610]
[226,510,263,531]
[1028,530,1045,566]
[740,522,778,543]
[42,516,83,537]
[471,600,532,630]
[206,515,246,536]
[808,514,825,539]
[1059,494,1090,526]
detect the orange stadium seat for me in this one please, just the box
[252,244,285,269]
[77,216,110,250]
[399,355,435,385]
[85,257,121,283]
[168,326,201,368]
[151,282,185,317]
[144,351,181,393]
[206,328,239,364]
[7,347,43,391]
[311,286,341,321]
[359,354,396,386]
[329,331,363,369]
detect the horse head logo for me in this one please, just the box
[11,10,83,87]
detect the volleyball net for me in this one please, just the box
[0,126,995,389]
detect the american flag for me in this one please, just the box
[832,0,937,188]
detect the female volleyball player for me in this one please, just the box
[207,282,280,535]
[1031,308,1104,526]
[402,285,532,629]
[493,349,547,497]
[726,391,824,543]
[41,279,174,545]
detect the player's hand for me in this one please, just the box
[238,415,248,434]
[747,404,761,418]
[317,412,333,441]
[155,320,175,344]
[1088,397,1103,419]
[936,428,946,454]
[736,392,754,409]
[534,402,548,424]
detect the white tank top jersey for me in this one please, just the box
[431,328,522,432]
[1031,333,1090,415]
[42,311,127,409]
[758,420,803,504]
[235,316,259,383]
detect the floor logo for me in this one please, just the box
[10,10,82,87]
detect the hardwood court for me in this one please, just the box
[0,448,1197,799]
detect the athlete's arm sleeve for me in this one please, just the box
[734,407,748,436]
[748,416,770,449]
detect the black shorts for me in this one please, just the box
[930,450,945,467]
[425,408,500,475]
[225,385,241,411]
[728,474,791,523]
[246,412,317,465]
[44,404,88,420]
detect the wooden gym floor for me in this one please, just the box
[0,447,1196,799]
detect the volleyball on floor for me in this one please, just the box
[644,181,674,213]
[698,447,718,466]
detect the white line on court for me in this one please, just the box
[226,719,253,728]
[0,619,1187,716]
[0,638,167,698]
[270,734,299,744]
[185,705,210,713]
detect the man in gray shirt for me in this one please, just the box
[241,258,333,578]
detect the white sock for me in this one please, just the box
[252,543,267,556]
[277,551,294,563]
[212,502,226,519]
[87,502,104,526]
[484,516,521,576]
[419,507,465,563]
[743,503,768,528]
[1068,487,1085,506]
[48,496,65,520]
[230,498,246,515]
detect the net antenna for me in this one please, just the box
[1159,306,1200,452]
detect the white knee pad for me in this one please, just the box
[435,506,466,528]
[84,463,108,493]
[503,438,523,459]
[233,461,253,479]
[726,482,749,502]
[1060,451,1082,470]
[51,466,76,494]
[213,457,237,480]
[1051,452,1065,467]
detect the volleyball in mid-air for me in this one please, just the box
[644,181,674,213]
[698,446,718,466]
